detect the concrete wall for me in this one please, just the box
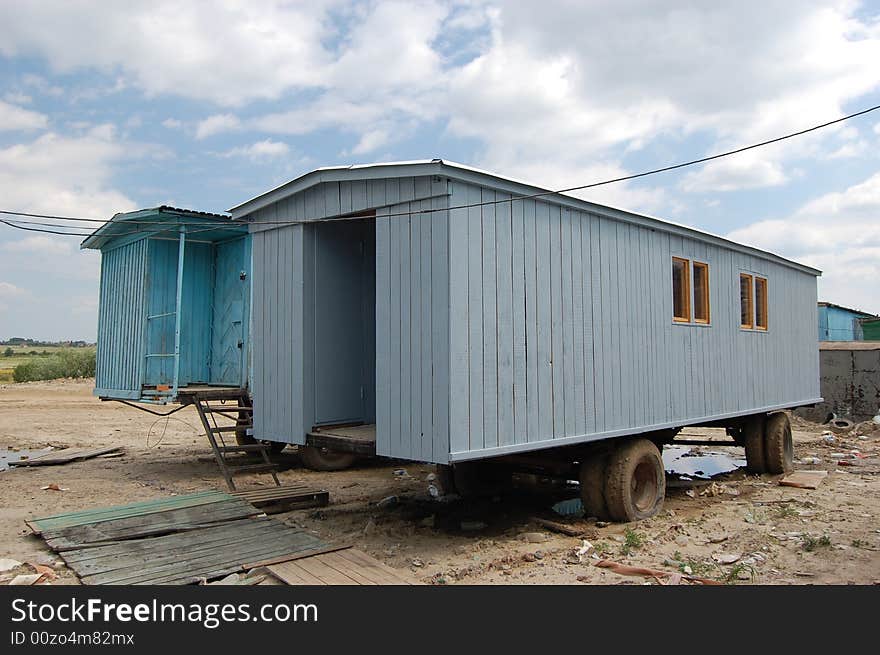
[796,345,880,422]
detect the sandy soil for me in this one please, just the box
[1,379,878,585]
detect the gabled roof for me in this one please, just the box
[228,159,822,276]
[817,301,877,317]
[81,206,244,250]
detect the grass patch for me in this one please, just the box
[723,562,756,584]
[802,534,832,552]
[12,348,96,382]
[619,528,645,556]
[773,504,799,519]
[665,551,715,576]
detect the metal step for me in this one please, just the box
[202,404,253,413]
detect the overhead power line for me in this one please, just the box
[1,101,879,238]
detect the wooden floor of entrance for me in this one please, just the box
[306,424,376,456]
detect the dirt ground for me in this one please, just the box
[1,379,878,585]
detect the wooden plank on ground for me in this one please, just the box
[40,498,259,550]
[779,470,829,490]
[11,446,123,468]
[266,548,422,586]
[232,485,329,512]
[27,491,232,534]
[56,518,327,585]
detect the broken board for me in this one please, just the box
[232,484,329,514]
[265,548,422,585]
[10,446,123,467]
[779,470,829,490]
[63,517,326,585]
[28,489,332,585]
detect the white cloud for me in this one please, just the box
[223,139,290,160]
[728,171,880,315]
[1,2,335,106]
[0,236,72,256]
[161,118,182,129]
[3,91,32,105]
[0,281,28,313]
[195,114,241,139]
[0,281,27,298]
[681,153,789,192]
[0,100,48,131]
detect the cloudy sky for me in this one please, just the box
[0,0,879,340]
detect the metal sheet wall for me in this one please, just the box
[95,239,148,397]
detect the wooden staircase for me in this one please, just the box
[191,390,280,491]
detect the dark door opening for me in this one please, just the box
[313,218,376,425]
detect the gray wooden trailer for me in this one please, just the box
[230,159,820,521]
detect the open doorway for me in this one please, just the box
[312,217,376,427]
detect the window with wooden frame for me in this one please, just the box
[740,273,754,329]
[672,257,690,322]
[693,262,710,324]
[755,277,768,330]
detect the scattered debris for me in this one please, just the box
[376,495,399,509]
[27,562,56,581]
[9,573,43,586]
[551,498,584,517]
[531,516,590,537]
[10,446,123,467]
[520,532,549,544]
[41,483,68,492]
[711,553,741,565]
[829,418,854,433]
[779,470,829,490]
[0,558,22,573]
[594,559,720,585]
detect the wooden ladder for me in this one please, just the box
[192,390,280,491]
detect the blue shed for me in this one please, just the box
[817,302,876,341]
[81,207,251,402]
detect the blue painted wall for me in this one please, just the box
[818,304,871,341]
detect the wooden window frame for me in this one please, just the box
[693,261,710,324]
[672,257,690,323]
[755,276,768,331]
[740,273,754,329]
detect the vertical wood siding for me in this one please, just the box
[447,180,819,460]
[375,194,450,463]
[95,239,148,395]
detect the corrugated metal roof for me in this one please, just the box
[80,206,242,250]
[817,301,876,317]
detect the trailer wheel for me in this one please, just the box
[603,439,665,522]
[578,454,609,520]
[763,412,793,474]
[299,445,357,471]
[743,415,767,474]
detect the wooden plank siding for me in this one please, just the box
[445,179,820,461]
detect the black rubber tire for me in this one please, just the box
[579,454,609,520]
[299,445,357,471]
[603,439,665,523]
[743,414,767,474]
[764,412,794,474]
[234,431,287,455]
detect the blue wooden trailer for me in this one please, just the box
[229,160,821,520]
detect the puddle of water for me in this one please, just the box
[663,444,745,479]
[0,447,53,472]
